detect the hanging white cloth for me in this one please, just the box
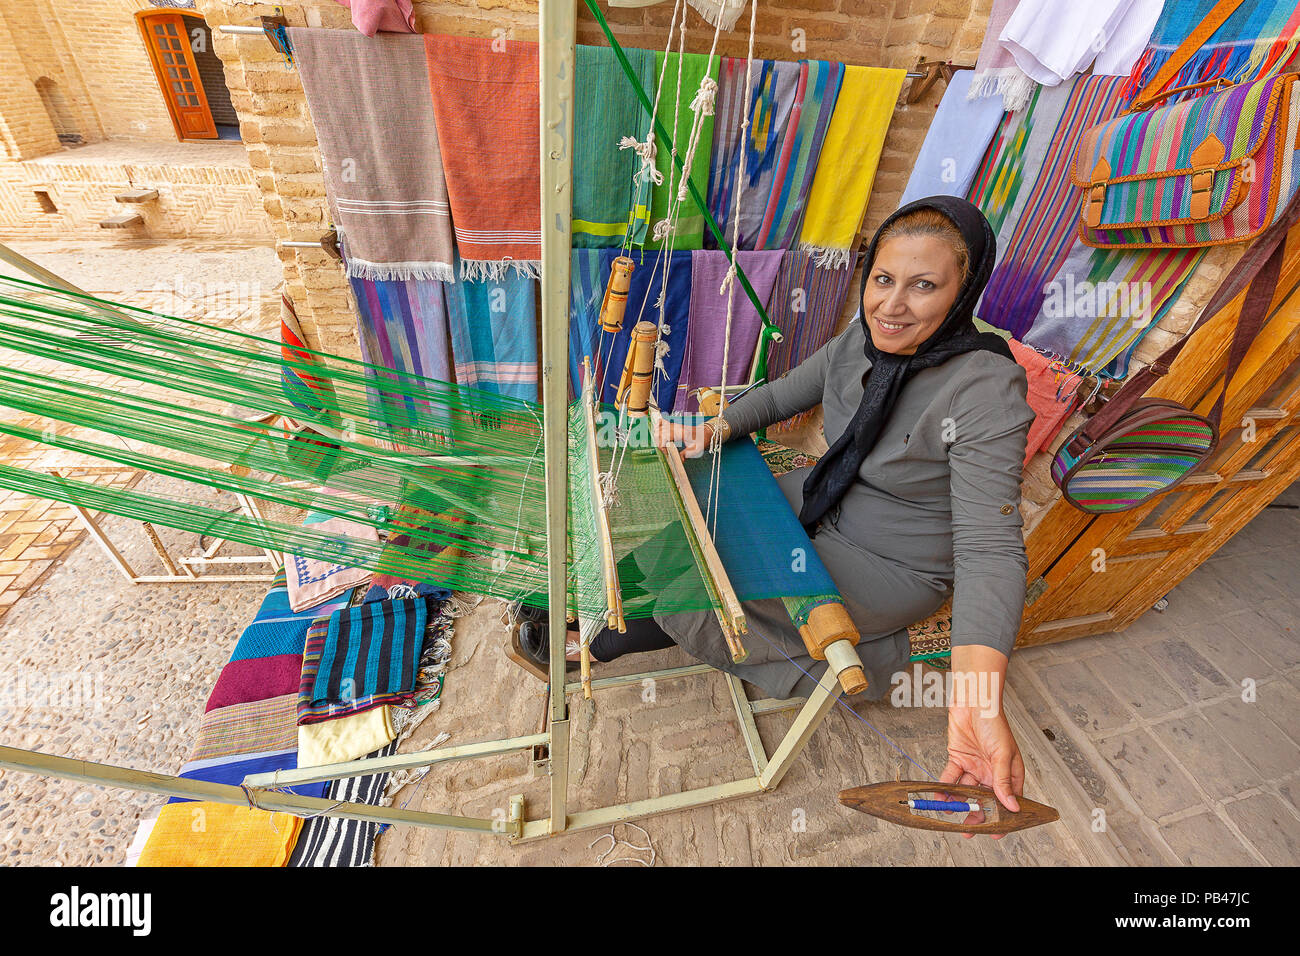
[998,0,1162,87]
[1093,0,1165,77]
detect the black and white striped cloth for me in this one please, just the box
[288,742,398,867]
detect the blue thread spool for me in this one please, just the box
[906,799,982,813]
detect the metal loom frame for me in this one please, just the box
[0,0,855,848]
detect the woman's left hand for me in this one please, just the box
[940,703,1024,839]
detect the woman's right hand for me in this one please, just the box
[652,419,713,459]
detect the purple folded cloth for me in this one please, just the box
[205,655,304,713]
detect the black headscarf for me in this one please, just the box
[797,196,1013,536]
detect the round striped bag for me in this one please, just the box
[1052,399,1217,514]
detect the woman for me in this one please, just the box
[523,196,1035,819]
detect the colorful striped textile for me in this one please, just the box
[424,34,541,280]
[573,44,656,248]
[445,271,538,402]
[288,741,397,867]
[899,69,1006,207]
[1024,243,1205,376]
[170,748,327,804]
[798,66,905,269]
[280,294,336,420]
[759,60,844,250]
[763,248,859,429]
[966,89,1044,238]
[289,30,454,282]
[575,249,694,408]
[568,249,606,398]
[674,249,785,412]
[644,51,720,250]
[139,802,301,867]
[298,599,429,725]
[706,58,803,251]
[349,273,454,431]
[190,694,299,762]
[975,74,1129,340]
[1120,0,1300,107]
[1052,415,1216,513]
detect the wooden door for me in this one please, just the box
[138,12,217,140]
[1018,227,1300,647]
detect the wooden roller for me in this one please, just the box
[615,320,659,416]
[598,256,635,333]
[798,602,868,695]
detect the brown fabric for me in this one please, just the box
[290,29,454,282]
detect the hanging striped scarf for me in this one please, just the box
[349,272,453,432]
[573,45,656,247]
[644,51,719,250]
[763,247,859,427]
[758,60,844,250]
[1120,0,1300,107]
[445,271,539,402]
[424,34,541,280]
[976,75,1129,341]
[706,58,802,250]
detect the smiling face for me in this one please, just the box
[861,234,964,356]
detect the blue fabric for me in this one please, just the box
[170,748,327,804]
[569,249,692,407]
[230,618,312,663]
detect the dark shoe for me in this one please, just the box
[518,620,580,673]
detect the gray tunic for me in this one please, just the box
[651,317,1034,701]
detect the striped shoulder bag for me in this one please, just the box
[1071,0,1300,250]
[1053,192,1300,513]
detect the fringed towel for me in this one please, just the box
[349,273,453,431]
[574,44,656,248]
[967,0,1036,110]
[798,66,905,270]
[706,58,802,250]
[298,599,428,725]
[1121,0,1300,106]
[583,249,694,408]
[288,741,396,867]
[759,60,844,251]
[976,75,1128,341]
[290,30,454,282]
[425,34,541,280]
[899,69,1006,207]
[139,802,301,867]
[645,51,720,251]
[191,694,299,762]
[674,249,784,413]
[445,271,539,402]
[1023,243,1204,376]
[687,0,747,32]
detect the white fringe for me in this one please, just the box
[685,0,746,32]
[965,68,1036,113]
[345,257,456,283]
[460,259,543,282]
[798,242,852,270]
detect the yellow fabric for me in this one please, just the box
[297,705,396,768]
[137,801,301,867]
[799,67,906,260]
